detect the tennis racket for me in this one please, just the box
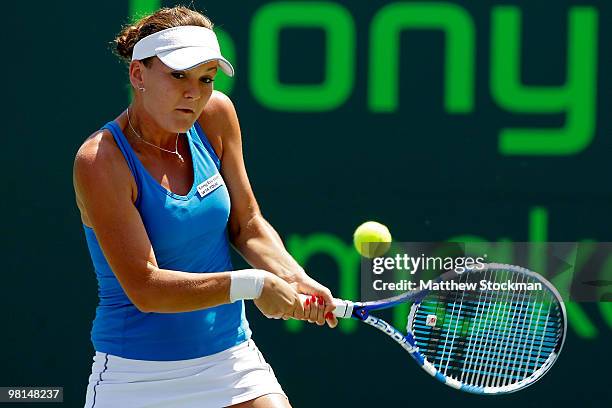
[301,263,566,395]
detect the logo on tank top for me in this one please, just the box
[197,173,225,198]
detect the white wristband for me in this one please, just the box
[229,269,267,303]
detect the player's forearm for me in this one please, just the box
[137,268,231,313]
[232,215,306,284]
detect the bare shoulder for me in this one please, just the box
[198,91,242,160]
[202,90,238,120]
[75,130,117,167]
[74,130,127,184]
[199,91,240,135]
[73,129,136,211]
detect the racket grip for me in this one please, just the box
[298,294,354,319]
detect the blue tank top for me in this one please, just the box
[83,120,250,361]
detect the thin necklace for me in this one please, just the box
[126,108,183,162]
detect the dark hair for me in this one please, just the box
[114,6,214,66]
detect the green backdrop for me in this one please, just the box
[3,0,610,406]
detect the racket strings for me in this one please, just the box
[412,316,559,355]
[414,305,561,335]
[462,267,498,387]
[415,291,562,331]
[475,271,559,387]
[489,269,531,387]
[411,267,564,389]
[476,268,528,388]
[439,270,469,376]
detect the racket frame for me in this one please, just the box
[328,263,567,395]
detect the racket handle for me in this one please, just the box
[298,294,354,319]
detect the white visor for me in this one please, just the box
[131,25,234,76]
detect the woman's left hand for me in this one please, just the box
[289,274,338,328]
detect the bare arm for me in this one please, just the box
[73,130,232,313]
[234,214,306,283]
[74,127,303,320]
[201,93,306,282]
[201,92,337,327]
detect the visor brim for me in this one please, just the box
[157,47,234,76]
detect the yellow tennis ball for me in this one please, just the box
[353,221,392,258]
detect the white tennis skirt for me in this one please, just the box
[83,339,286,408]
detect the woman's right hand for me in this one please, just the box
[253,273,305,320]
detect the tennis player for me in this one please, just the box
[73,6,337,408]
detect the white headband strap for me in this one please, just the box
[131,25,234,76]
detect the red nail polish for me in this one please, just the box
[311,295,316,302]
[325,312,333,320]
[318,296,324,305]
[305,298,310,306]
